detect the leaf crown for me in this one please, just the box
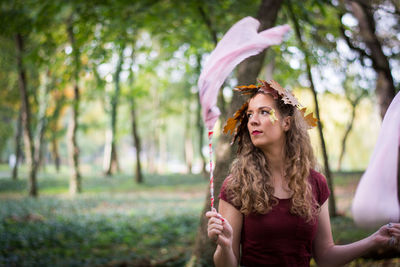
[223,79,318,144]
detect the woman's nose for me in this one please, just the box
[249,114,260,125]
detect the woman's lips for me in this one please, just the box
[252,130,262,135]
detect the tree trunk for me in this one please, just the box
[51,136,61,172]
[337,95,363,171]
[15,33,38,197]
[34,69,52,173]
[184,100,194,174]
[287,0,337,217]
[195,54,207,176]
[130,101,143,183]
[189,1,284,265]
[105,44,125,176]
[337,106,355,171]
[49,96,65,173]
[348,0,396,118]
[127,47,144,183]
[12,109,23,180]
[196,92,207,176]
[158,127,167,174]
[67,18,81,195]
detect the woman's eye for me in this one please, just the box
[247,113,253,118]
[261,110,270,115]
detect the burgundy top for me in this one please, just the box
[219,169,330,267]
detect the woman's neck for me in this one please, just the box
[262,145,285,177]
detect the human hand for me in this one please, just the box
[372,222,400,248]
[206,208,233,248]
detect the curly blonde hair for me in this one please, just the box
[225,91,319,222]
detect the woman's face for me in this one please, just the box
[246,93,288,150]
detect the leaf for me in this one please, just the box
[299,107,318,128]
[235,84,260,89]
[223,102,248,135]
[234,84,261,95]
[304,112,318,128]
[267,80,300,106]
[223,117,237,135]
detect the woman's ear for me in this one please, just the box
[283,116,291,131]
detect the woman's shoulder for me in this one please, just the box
[220,175,233,196]
[309,169,330,205]
[219,175,240,209]
[309,169,326,182]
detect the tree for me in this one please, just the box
[66,15,82,194]
[48,93,67,173]
[127,47,144,183]
[190,0,285,265]
[12,110,23,180]
[337,73,368,170]
[103,43,125,176]
[15,33,38,196]
[339,0,397,118]
[286,0,337,216]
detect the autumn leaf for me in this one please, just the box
[267,80,300,106]
[267,80,286,96]
[299,107,318,128]
[304,112,318,128]
[234,84,261,95]
[236,84,260,89]
[223,102,248,135]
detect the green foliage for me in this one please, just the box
[0,168,395,266]
[0,167,206,266]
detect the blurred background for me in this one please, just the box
[0,0,399,266]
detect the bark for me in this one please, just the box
[189,0,284,265]
[158,127,167,174]
[195,54,207,175]
[15,33,38,197]
[12,109,23,180]
[184,112,194,174]
[348,0,396,118]
[51,136,61,172]
[287,0,337,217]
[337,95,363,171]
[34,69,52,173]
[196,91,207,176]
[345,0,398,200]
[130,100,143,183]
[104,44,124,176]
[67,18,81,195]
[127,47,143,183]
[49,96,65,173]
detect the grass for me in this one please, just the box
[0,165,207,266]
[0,165,399,266]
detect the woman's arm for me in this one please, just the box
[313,200,400,267]
[206,199,243,267]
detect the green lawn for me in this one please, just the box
[0,165,207,266]
[0,165,399,266]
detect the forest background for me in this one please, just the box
[0,0,399,266]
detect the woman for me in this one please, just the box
[206,80,400,266]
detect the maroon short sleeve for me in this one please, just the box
[218,176,240,210]
[310,169,330,205]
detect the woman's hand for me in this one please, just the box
[206,208,233,248]
[371,222,400,248]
